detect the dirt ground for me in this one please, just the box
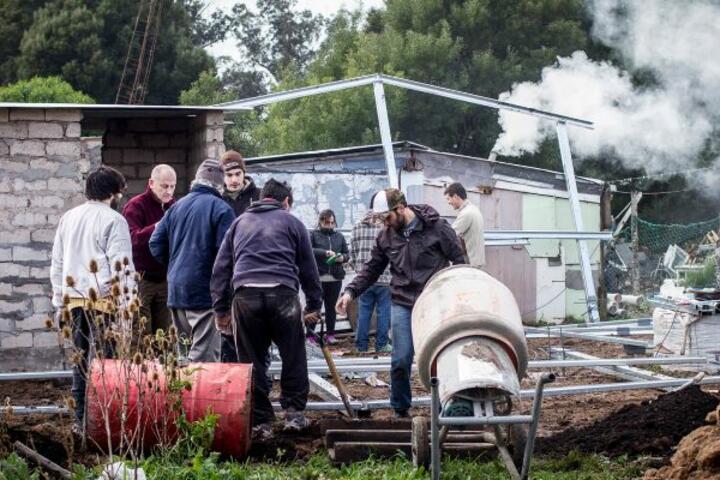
[1,334,719,470]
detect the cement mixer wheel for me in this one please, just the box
[412,416,430,470]
[508,423,528,470]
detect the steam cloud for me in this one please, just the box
[494,0,720,175]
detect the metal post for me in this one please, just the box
[631,191,641,294]
[520,373,555,479]
[556,121,600,322]
[430,377,441,480]
[373,78,399,189]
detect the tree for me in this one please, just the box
[13,0,215,104]
[0,0,48,85]
[249,0,595,158]
[0,76,94,103]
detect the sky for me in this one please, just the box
[205,0,386,62]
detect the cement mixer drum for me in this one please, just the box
[411,265,528,397]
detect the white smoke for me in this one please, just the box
[494,0,720,174]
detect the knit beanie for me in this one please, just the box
[221,150,246,173]
[195,159,225,188]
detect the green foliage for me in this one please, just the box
[0,453,39,480]
[249,0,595,157]
[0,76,94,103]
[682,257,717,289]
[141,451,642,480]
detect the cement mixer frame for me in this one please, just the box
[413,373,555,480]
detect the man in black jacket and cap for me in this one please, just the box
[211,178,322,438]
[336,188,466,418]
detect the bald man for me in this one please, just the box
[123,164,177,335]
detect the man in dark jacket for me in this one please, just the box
[211,178,322,437]
[336,188,466,417]
[122,164,176,336]
[219,150,260,363]
[149,159,234,362]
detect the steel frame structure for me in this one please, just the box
[218,73,600,321]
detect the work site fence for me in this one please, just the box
[606,216,720,294]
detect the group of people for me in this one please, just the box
[50,149,486,439]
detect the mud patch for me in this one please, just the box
[537,386,719,458]
[643,425,720,480]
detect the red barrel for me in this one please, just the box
[86,359,253,457]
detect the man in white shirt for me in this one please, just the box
[444,182,485,267]
[50,166,135,434]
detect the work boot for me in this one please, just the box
[306,334,318,346]
[251,423,273,442]
[374,343,392,354]
[325,334,338,345]
[283,408,310,431]
[394,409,409,419]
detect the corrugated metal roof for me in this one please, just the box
[0,103,244,118]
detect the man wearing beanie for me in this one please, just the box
[336,188,466,418]
[150,159,235,362]
[221,150,260,217]
[219,150,260,363]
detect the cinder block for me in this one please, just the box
[0,317,13,331]
[12,212,46,227]
[205,127,224,143]
[169,133,189,147]
[2,157,28,173]
[46,141,81,157]
[13,246,49,262]
[127,118,157,132]
[202,112,224,126]
[102,149,123,164]
[139,133,169,148]
[116,164,138,178]
[0,177,10,193]
[13,178,47,192]
[30,196,65,209]
[0,263,30,278]
[0,283,12,296]
[0,140,8,155]
[0,299,29,313]
[19,313,50,330]
[0,122,28,139]
[47,178,81,192]
[0,229,31,244]
[31,228,57,243]
[105,134,138,148]
[31,296,52,313]
[29,266,50,279]
[33,331,60,347]
[156,149,186,164]
[45,109,82,122]
[122,148,155,165]
[65,123,81,138]
[0,193,30,208]
[0,248,10,262]
[1,332,33,349]
[157,118,189,132]
[12,284,47,296]
[0,109,8,122]
[10,140,45,156]
[9,109,44,121]
[28,122,64,139]
[29,157,63,172]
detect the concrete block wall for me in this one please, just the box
[102,117,192,197]
[189,112,225,179]
[0,108,87,369]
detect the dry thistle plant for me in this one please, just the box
[54,258,192,465]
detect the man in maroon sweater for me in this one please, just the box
[122,164,177,335]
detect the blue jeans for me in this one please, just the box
[390,303,414,413]
[355,284,391,351]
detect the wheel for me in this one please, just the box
[508,423,528,471]
[412,416,430,470]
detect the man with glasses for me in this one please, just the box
[336,188,466,418]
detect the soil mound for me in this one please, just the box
[643,425,720,480]
[538,386,719,458]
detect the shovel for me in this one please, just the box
[308,320,355,418]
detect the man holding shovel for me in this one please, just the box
[211,179,322,439]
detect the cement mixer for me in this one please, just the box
[410,266,554,480]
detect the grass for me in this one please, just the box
[47,451,642,480]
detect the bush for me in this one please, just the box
[0,76,94,103]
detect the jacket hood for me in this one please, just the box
[410,204,440,224]
[246,198,285,213]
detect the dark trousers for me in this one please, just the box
[232,286,308,425]
[307,280,342,336]
[71,307,113,424]
[220,334,238,362]
[138,278,171,335]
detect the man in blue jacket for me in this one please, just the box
[150,159,234,362]
[211,179,322,437]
